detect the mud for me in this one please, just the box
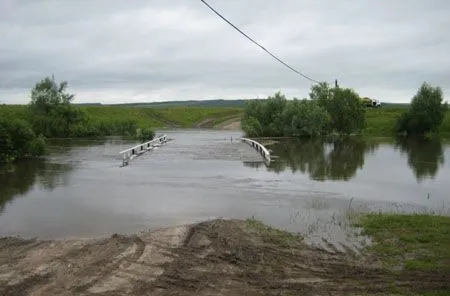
[1,219,448,295]
[213,116,242,130]
[194,116,241,130]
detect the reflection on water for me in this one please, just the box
[245,137,446,182]
[396,138,445,182]
[245,138,378,181]
[0,160,73,212]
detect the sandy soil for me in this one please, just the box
[1,219,448,295]
[214,116,241,130]
[194,116,241,130]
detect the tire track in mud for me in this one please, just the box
[132,220,450,295]
[67,235,147,294]
[1,220,449,295]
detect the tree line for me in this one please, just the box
[242,82,447,138]
[0,76,155,163]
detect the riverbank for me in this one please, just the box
[1,215,448,295]
[2,105,450,135]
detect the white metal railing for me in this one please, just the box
[120,134,168,166]
[240,137,271,162]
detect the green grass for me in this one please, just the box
[363,108,450,137]
[0,104,29,121]
[0,105,243,130]
[154,107,242,128]
[357,214,450,272]
[364,108,401,137]
[81,106,165,128]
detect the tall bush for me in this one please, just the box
[0,118,45,163]
[396,82,448,136]
[29,76,85,137]
[242,93,329,138]
[310,83,366,135]
[242,85,365,138]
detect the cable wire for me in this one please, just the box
[200,0,321,84]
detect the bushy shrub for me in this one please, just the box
[284,99,330,137]
[136,127,155,142]
[396,82,448,136]
[0,118,45,163]
[310,83,366,135]
[242,85,365,138]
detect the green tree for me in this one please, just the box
[286,99,330,137]
[30,76,74,115]
[0,122,13,163]
[0,119,45,163]
[241,116,263,137]
[29,76,85,137]
[310,83,366,135]
[309,82,332,106]
[396,82,448,136]
[242,93,287,137]
[242,93,329,138]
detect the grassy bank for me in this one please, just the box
[0,105,243,130]
[79,106,243,128]
[364,108,450,138]
[357,214,450,272]
[2,104,450,137]
[355,213,450,295]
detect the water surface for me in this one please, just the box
[1,130,449,250]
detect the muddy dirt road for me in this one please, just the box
[1,219,449,295]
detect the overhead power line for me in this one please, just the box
[200,0,320,84]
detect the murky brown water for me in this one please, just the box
[1,130,449,249]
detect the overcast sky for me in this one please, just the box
[0,0,449,104]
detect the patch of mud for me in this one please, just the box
[213,116,242,130]
[0,220,448,295]
[194,115,242,130]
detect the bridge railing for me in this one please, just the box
[240,137,271,161]
[119,134,168,166]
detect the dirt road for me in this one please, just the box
[1,219,448,295]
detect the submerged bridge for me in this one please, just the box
[240,138,271,162]
[119,135,270,166]
[119,134,168,167]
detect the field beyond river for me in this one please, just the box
[2,104,450,136]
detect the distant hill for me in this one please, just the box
[74,99,409,109]
[106,99,247,108]
[74,103,103,106]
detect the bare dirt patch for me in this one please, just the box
[213,116,242,130]
[194,115,242,130]
[0,219,448,295]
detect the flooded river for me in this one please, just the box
[1,130,449,250]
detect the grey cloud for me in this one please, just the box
[0,0,449,103]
